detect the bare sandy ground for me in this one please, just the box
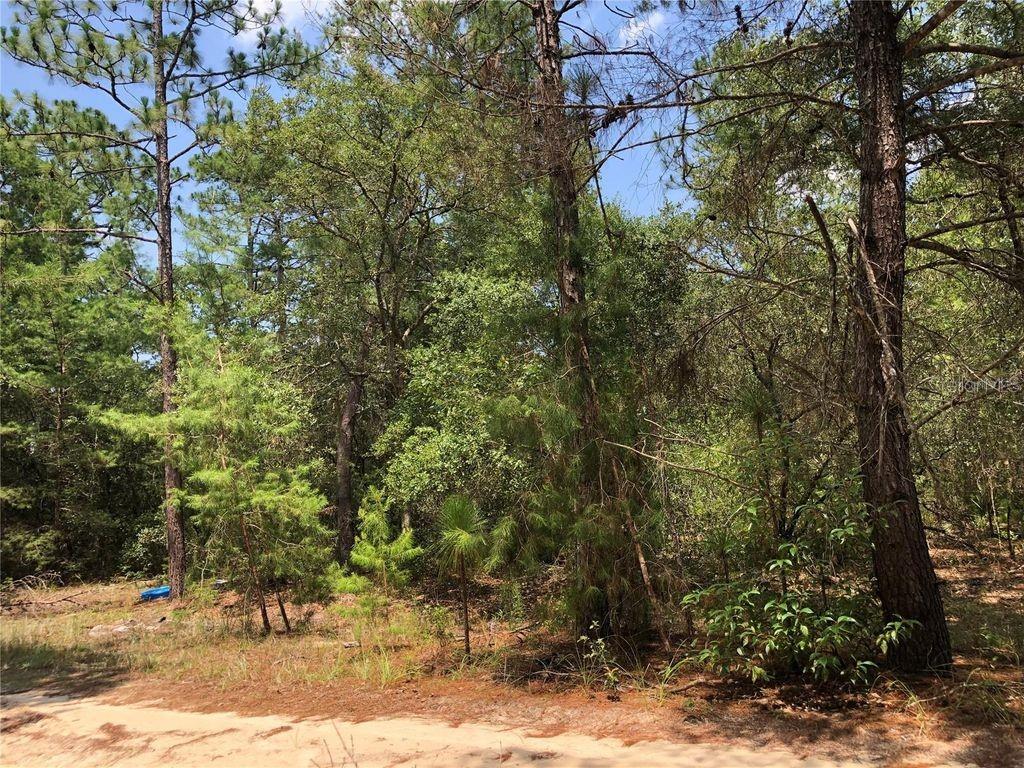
[0,690,926,768]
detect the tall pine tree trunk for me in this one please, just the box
[532,0,600,433]
[532,0,610,634]
[850,0,951,672]
[153,0,186,599]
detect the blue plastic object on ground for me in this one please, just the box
[141,585,171,601]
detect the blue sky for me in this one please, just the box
[0,0,688,220]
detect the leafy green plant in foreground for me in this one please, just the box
[683,575,918,684]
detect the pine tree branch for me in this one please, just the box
[904,56,1024,106]
[901,1,969,56]
[909,212,1024,244]
[0,226,157,244]
[908,43,1024,60]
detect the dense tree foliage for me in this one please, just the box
[1,101,161,578]
[2,0,315,597]
[2,0,1021,679]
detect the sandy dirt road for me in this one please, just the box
[0,690,904,768]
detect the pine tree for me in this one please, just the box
[435,495,488,656]
[173,327,333,634]
[1,0,315,597]
[1,100,158,578]
[349,487,423,602]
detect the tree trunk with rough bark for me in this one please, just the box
[532,0,600,434]
[532,0,612,634]
[152,0,186,600]
[850,0,952,672]
[275,589,292,633]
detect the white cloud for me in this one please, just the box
[618,8,667,46]
[236,0,334,44]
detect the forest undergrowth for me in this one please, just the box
[2,542,1021,740]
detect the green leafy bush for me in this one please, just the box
[683,546,918,683]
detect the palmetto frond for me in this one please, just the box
[435,494,488,573]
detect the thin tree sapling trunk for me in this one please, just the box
[459,554,470,656]
[275,589,292,633]
[240,514,272,634]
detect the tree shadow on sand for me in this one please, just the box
[1,639,129,697]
